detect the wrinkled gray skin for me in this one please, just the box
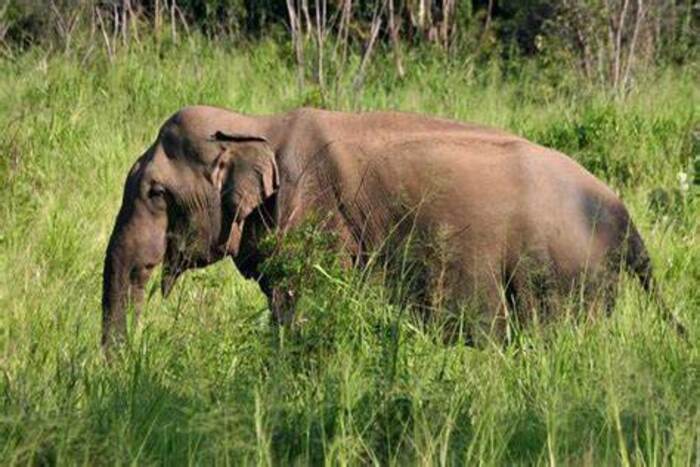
[102,106,677,350]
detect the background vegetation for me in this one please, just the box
[1,1,698,465]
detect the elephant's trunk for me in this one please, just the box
[101,233,134,349]
[101,206,165,351]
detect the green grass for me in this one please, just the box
[0,38,698,465]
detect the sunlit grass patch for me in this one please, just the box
[0,40,697,465]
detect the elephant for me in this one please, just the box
[101,105,683,349]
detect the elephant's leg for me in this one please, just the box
[435,264,511,347]
[504,256,618,334]
[257,276,298,326]
[567,266,620,321]
[270,287,298,326]
[507,265,555,329]
[467,281,511,346]
[411,259,511,346]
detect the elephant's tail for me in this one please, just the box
[624,222,687,338]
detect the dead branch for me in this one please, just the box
[286,0,306,90]
[95,6,114,62]
[388,0,405,78]
[353,1,387,92]
[621,0,646,93]
[313,0,327,89]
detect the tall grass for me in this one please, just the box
[0,38,698,465]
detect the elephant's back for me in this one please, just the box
[291,108,629,266]
[287,107,525,148]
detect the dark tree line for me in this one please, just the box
[1,1,697,91]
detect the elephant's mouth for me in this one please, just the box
[160,233,195,297]
[160,261,182,298]
[160,235,229,297]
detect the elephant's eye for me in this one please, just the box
[148,184,166,199]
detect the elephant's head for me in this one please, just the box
[101,107,278,349]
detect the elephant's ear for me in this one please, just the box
[209,131,279,255]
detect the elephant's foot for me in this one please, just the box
[270,287,297,326]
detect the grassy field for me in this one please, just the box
[0,38,698,465]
